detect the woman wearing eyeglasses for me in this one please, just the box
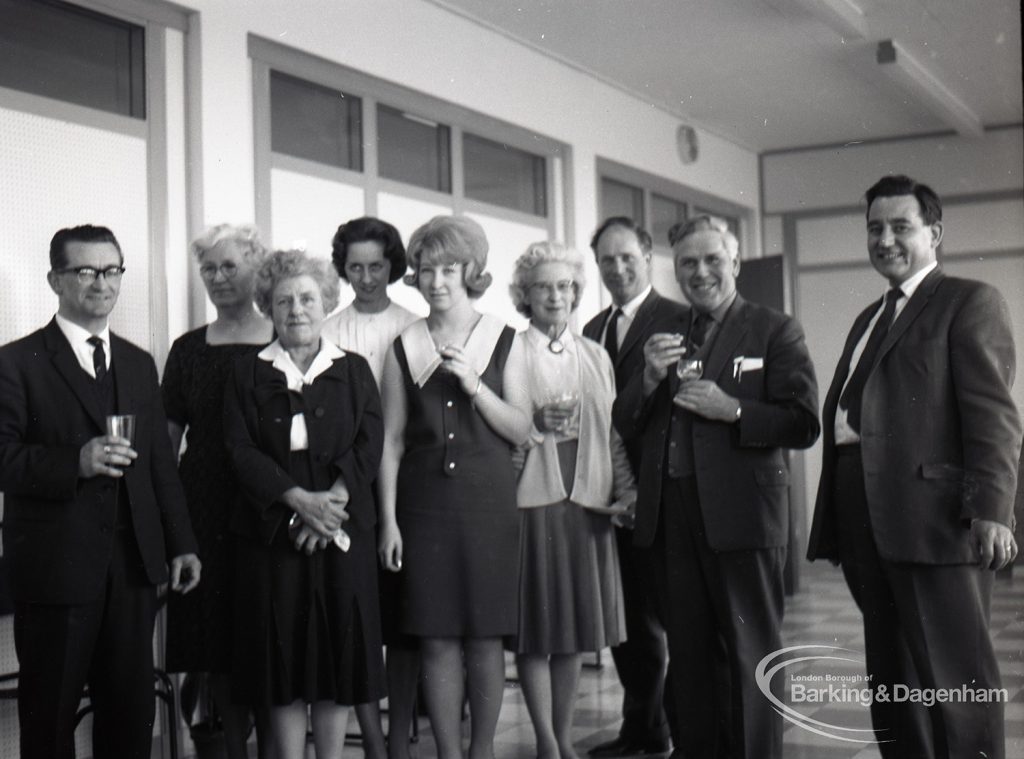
[162,224,274,759]
[509,242,634,759]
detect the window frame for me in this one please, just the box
[250,35,569,244]
[596,156,750,258]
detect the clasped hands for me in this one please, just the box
[643,333,740,422]
[284,479,350,555]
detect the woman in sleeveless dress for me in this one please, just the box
[377,216,531,759]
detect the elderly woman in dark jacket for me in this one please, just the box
[224,248,385,759]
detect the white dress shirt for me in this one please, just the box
[834,261,938,444]
[600,284,652,350]
[55,313,111,378]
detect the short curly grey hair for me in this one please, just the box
[191,223,266,263]
[254,249,341,316]
[403,215,493,298]
[509,241,586,317]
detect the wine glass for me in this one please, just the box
[676,358,703,383]
[542,390,580,434]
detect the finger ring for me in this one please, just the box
[103,445,110,454]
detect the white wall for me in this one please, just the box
[185,0,759,321]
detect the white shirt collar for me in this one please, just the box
[526,322,577,352]
[55,313,110,347]
[400,313,506,388]
[257,338,346,391]
[892,261,937,301]
[55,313,111,377]
[617,284,652,319]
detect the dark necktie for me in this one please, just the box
[88,336,107,382]
[839,287,902,433]
[689,312,712,351]
[604,308,623,363]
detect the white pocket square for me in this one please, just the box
[732,356,764,380]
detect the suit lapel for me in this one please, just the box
[873,268,943,368]
[44,319,106,432]
[704,295,750,382]
[823,302,878,417]
[617,290,659,367]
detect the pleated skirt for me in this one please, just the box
[516,440,626,654]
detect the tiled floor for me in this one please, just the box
[332,560,1024,759]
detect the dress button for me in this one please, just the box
[314,407,326,418]
[448,462,456,470]
[448,433,455,440]
[446,401,454,408]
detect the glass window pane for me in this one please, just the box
[651,194,687,247]
[270,70,363,171]
[0,0,145,119]
[463,133,546,216]
[600,178,644,223]
[377,104,451,193]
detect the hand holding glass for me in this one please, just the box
[676,358,704,383]
[105,414,136,468]
[541,391,580,434]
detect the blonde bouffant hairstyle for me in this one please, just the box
[403,215,492,298]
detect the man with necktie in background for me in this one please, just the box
[808,175,1022,758]
[0,225,200,759]
[614,215,819,759]
[583,217,686,757]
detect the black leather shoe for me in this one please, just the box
[588,736,671,757]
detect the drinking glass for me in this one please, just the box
[676,358,704,383]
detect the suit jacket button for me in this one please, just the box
[314,407,326,418]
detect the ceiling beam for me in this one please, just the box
[876,39,985,138]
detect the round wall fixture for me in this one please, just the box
[676,124,699,164]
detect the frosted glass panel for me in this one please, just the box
[466,213,548,329]
[270,168,365,256]
[942,199,1024,254]
[0,106,150,349]
[796,214,866,266]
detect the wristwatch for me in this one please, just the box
[734,402,742,422]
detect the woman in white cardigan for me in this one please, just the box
[510,241,637,759]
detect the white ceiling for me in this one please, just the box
[427,0,1023,152]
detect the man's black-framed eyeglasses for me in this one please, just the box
[53,266,126,284]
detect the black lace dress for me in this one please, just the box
[161,326,267,673]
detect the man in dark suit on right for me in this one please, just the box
[808,175,1022,758]
[583,217,686,756]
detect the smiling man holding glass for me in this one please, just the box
[612,216,819,759]
[0,224,200,759]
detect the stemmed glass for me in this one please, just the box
[676,357,704,383]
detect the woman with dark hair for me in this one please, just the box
[378,215,531,759]
[322,216,419,384]
[225,249,385,759]
[322,217,420,759]
[162,224,274,758]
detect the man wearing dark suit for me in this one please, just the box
[807,175,1021,758]
[613,216,819,759]
[0,225,201,759]
[584,217,685,757]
